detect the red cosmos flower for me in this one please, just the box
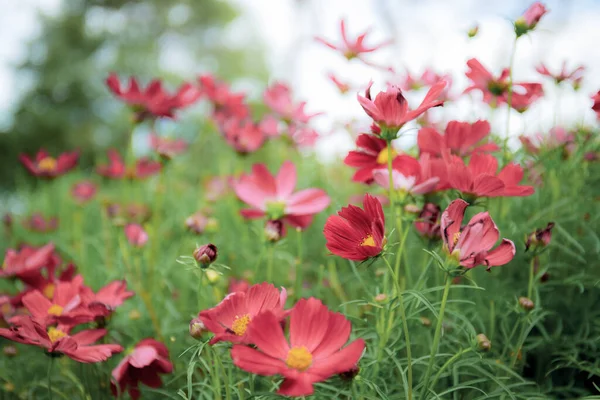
[185,211,217,235]
[515,2,548,37]
[591,91,600,119]
[414,203,442,239]
[232,161,330,229]
[231,297,365,397]
[323,194,385,261]
[22,275,93,327]
[80,280,134,318]
[124,224,148,247]
[441,199,516,269]
[0,316,122,362]
[519,127,575,155]
[357,81,446,134]
[22,213,58,233]
[315,19,392,62]
[106,74,200,120]
[344,133,394,183]
[445,153,534,198]
[264,82,321,124]
[71,180,97,204]
[111,338,173,400]
[149,134,188,160]
[19,149,79,179]
[220,118,266,154]
[373,155,440,195]
[418,120,499,157]
[199,282,288,345]
[536,61,585,88]
[97,149,161,180]
[396,68,454,101]
[510,83,544,113]
[1,243,55,279]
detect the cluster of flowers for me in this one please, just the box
[192,283,365,397]
[0,244,172,398]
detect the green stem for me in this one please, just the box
[510,317,528,369]
[266,245,275,283]
[383,257,413,400]
[47,356,54,400]
[527,256,536,299]
[430,348,472,390]
[394,212,410,290]
[420,274,452,399]
[384,141,397,295]
[294,228,304,300]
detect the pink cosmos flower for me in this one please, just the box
[445,153,534,198]
[328,73,352,94]
[80,280,135,318]
[231,297,365,397]
[0,316,122,363]
[395,68,454,101]
[373,155,440,195]
[510,83,544,113]
[519,127,575,155]
[441,199,516,269]
[315,19,392,63]
[233,161,330,229]
[96,149,161,180]
[124,224,148,247]
[20,149,79,179]
[22,213,58,233]
[264,82,321,125]
[106,74,200,120]
[515,2,548,36]
[591,91,600,120]
[344,133,394,183]
[357,81,446,132]
[418,120,499,157]
[199,282,288,345]
[220,118,266,154]
[111,338,173,400]
[149,134,188,160]
[71,180,98,204]
[536,61,585,88]
[1,243,55,279]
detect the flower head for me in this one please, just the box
[536,61,585,87]
[193,244,218,268]
[441,199,516,270]
[233,161,330,230]
[111,338,173,400]
[149,134,188,160]
[418,120,499,157]
[22,213,58,233]
[515,2,548,37]
[344,133,392,184]
[231,297,365,397]
[1,243,55,279]
[71,180,98,204]
[315,19,392,61]
[323,194,385,261]
[373,154,441,196]
[591,91,600,120]
[199,282,288,345]
[19,149,79,179]
[414,203,442,239]
[124,224,148,248]
[80,280,135,318]
[525,222,555,251]
[97,150,161,180]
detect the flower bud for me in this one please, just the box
[476,333,491,352]
[193,244,218,268]
[189,318,206,339]
[525,222,554,251]
[519,297,534,311]
[374,294,387,302]
[265,220,286,242]
[420,316,431,327]
[3,345,17,357]
[514,2,548,37]
[467,25,479,38]
[205,269,220,284]
[338,365,360,381]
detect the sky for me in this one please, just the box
[2,0,600,160]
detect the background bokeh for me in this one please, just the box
[1,0,599,183]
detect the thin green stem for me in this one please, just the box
[527,256,536,299]
[47,356,54,400]
[510,316,529,369]
[385,141,397,221]
[383,257,413,400]
[294,228,304,300]
[430,348,473,390]
[420,274,452,400]
[266,245,275,283]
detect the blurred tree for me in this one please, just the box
[0,0,267,187]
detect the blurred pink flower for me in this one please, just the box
[124,224,148,247]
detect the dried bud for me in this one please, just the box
[519,297,534,311]
[467,25,479,38]
[265,220,286,242]
[128,309,141,320]
[525,222,554,251]
[338,365,360,381]
[374,294,387,302]
[3,345,17,357]
[185,211,208,234]
[414,203,441,239]
[476,333,491,352]
[189,318,206,339]
[193,244,218,268]
[420,316,432,327]
[375,268,386,277]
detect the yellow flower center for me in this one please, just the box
[452,232,461,246]
[231,314,251,336]
[360,234,376,247]
[47,304,64,316]
[376,148,396,164]
[47,327,67,343]
[43,284,55,299]
[37,157,57,172]
[286,346,313,371]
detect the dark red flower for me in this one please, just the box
[199,282,288,345]
[344,134,394,183]
[80,280,135,317]
[0,316,122,362]
[591,90,600,120]
[418,120,499,157]
[111,338,173,400]
[71,180,98,204]
[193,244,218,268]
[415,203,442,239]
[1,243,55,279]
[441,199,516,269]
[97,149,161,180]
[19,149,79,179]
[323,194,385,261]
[106,74,200,120]
[231,297,365,397]
[22,213,58,233]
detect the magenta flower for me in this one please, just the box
[233,161,330,229]
[124,224,148,247]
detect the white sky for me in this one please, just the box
[2,0,600,161]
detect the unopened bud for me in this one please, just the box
[467,25,479,38]
[193,244,218,268]
[476,333,491,352]
[420,316,432,327]
[205,269,220,284]
[3,345,17,357]
[189,318,206,339]
[374,294,387,302]
[265,220,285,242]
[519,297,534,311]
[339,365,360,381]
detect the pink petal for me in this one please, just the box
[485,239,516,268]
[275,161,297,200]
[286,189,330,216]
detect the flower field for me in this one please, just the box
[1,2,600,399]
